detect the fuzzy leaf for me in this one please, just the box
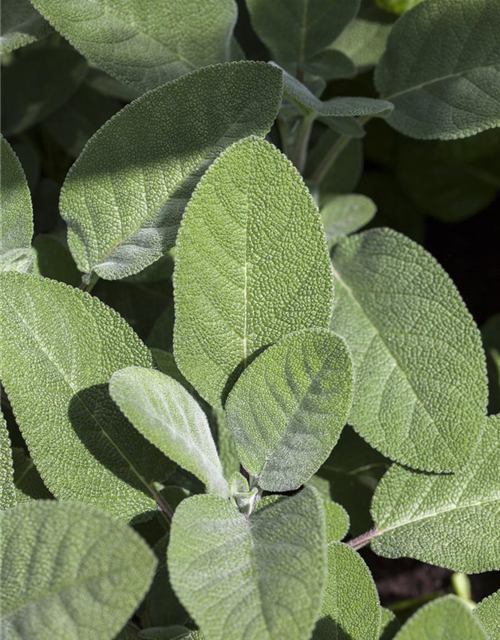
[392,596,487,640]
[375,0,500,140]
[324,502,350,543]
[174,137,334,408]
[0,501,156,640]
[313,543,381,640]
[0,273,173,521]
[225,329,353,491]
[474,589,500,640]
[379,608,400,640]
[0,409,16,510]
[61,62,282,280]
[330,228,487,472]
[110,367,229,498]
[0,0,51,54]
[303,50,356,81]
[371,415,500,573]
[321,195,377,246]
[29,0,238,93]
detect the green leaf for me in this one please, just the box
[313,543,381,640]
[61,61,282,280]
[33,235,81,286]
[392,596,487,640]
[482,314,500,414]
[474,589,500,640]
[0,409,16,510]
[371,415,500,573]
[110,367,229,498]
[168,488,327,640]
[174,136,334,408]
[376,0,425,17]
[209,407,241,479]
[330,228,488,472]
[0,0,51,54]
[1,501,157,640]
[12,447,53,503]
[140,629,203,640]
[324,501,350,543]
[375,0,500,140]
[0,273,173,521]
[30,0,238,93]
[379,608,400,640]
[151,350,193,394]
[303,50,356,81]
[225,329,353,491]
[321,194,377,246]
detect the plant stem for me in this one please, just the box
[389,593,441,613]
[291,112,316,174]
[80,272,99,294]
[152,487,174,521]
[347,528,380,550]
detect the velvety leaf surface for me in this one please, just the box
[371,415,500,573]
[225,329,353,491]
[0,409,16,510]
[330,228,488,472]
[392,596,487,640]
[375,0,500,139]
[313,543,381,640]
[168,488,326,640]
[174,137,334,408]
[30,0,238,93]
[0,273,172,520]
[0,501,156,640]
[110,367,229,498]
[0,0,51,54]
[379,608,400,640]
[482,314,500,414]
[61,62,282,280]
[324,501,350,543]
[321,194,377,246]
[474,589,500,640]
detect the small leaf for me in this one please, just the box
[324,501,350,543]
[482,314,500,414]
[375,0,500,140]
[379,608,400,640]
[321,194,377,246]
[376,0,426,17]
[313,543,381,640]
[226,329,353,491]
[174,137,334,408]
[0,409,16,510]
[371,415,500,573]
[303,50,356,81]
[33,235,80,286]
[330,228,488,472]
[392,596,487,640]
[0,501,157,640]
[474,589,500,640]
[30,0,238,93]
[0,0,51,54]
[110,367,229,498]
[61,61,282,280]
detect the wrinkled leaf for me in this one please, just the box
[324,501,350,543]
[12,447,53,503]
[474,589,500,640]
[321,194,377,246]
[0,0,51,54]
[0,409,16,510]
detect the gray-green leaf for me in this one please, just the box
[375,0,500,140]
[61,61,282,280]
[169,488,326,640]
[330,228,487,472]
[321,194,377,246]
[174,136,334,408]
[379,608,400,640]
[482,314,500,414]
[324,501,350,543]
[371,415,500,573]
[225,329,353,491]
[474,589,500,640]
[0,501,156,640]
[0,0,51,54]
[0,409,16,510]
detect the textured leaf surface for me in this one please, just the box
[0,409,16,510]
[376,0,424,16]
[110,367,228,497]
[324,501,350,543]
[174,137,334,408]
[321,195,377,246]
[371,415,500,573]
[0,0,51,54]
[474,589,500,640]
[393,596,487,640]
[375,0,500,139]
[61,62,282,280]
[0,501,156,640]
[168,488,326,640]
[0,273,172,520]
[226,329,353,491]
[482,314,500,414]
[313,543,381,640]
[379,608,400,640]
[330,228,487,471]
[30,0,237,93]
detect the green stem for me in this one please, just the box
[80,272,100,293]
[277,116,292,158]
[389,593,441,613]
[291,112,316,174]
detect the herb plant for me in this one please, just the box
[1,1,499,639]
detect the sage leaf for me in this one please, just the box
[392,596,487,640]
[376,0,424,16]
[30,0,238,93]
[474,589,500,640]
[110,367,229,498]
[375,0,500,140]
[0,501,157,640]
[321,194,377,246]
[140,629,203,640]
[0,273,173,521]
[324,501,350,543]
[0,409,16,510]
[61,62,282,280]
[33,234,81,286]
[303,50,356,81]
[225,329,353,491]
[12,447,52,503]
[0,0,51,54]
[174,137,334,408]
[330,228,488,472]
[313,543,381,640]
[168,488,326,640]
[482,314,500,414]
[371,415,500,573]
[379,608,400,640]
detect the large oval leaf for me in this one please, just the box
[0,0,51,55]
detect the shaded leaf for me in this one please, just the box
[379,608,400,640]
[0,0,51,54]
[33,235,80,286]
[0,409,16,510]
[474,589,500,640]
[12,447,53,503]
[321,194,377,246]
[324,501,350,543]
[482,315,500,414]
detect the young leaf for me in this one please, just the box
[225,329,353,491]
[392,596,487,640]
[379,608,400,640]
[375,0,500,140]
[370,415,500,573]
[174,137,334,408]
[0,0,51,54]
[482,314,500,414]
[29,0,238,93]
[330,228,488,472]
[0,409,16,510]
[110,367,229,498]
[168,488,327,640]
[474,589,500,640]
[376,0,424,16]
[324,502,350,543]
[0,501,157,640]
[61,62,282,280]
[0,273,173,521]
[313,543,381,640]
[321,194,377,246]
